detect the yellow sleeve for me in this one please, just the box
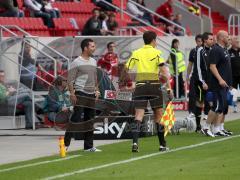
[125,51,138,70]
[158,50,165,65]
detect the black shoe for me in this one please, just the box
[222,129,233,136]
[132,143,139,152]
[64,132,72,147]
[214,131,229,137]
[159,146,169,152]
[25,126,33,130]
[195,126,201,133]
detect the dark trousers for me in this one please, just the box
[69,91,96,150]
[188,77,196,113]
[173,72,185,98]
[232,75,240,89]
[34,11,54,28]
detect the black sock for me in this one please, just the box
[132,120,141,144]
[194,107,202,129]
[156,123,166,147]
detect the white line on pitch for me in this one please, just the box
[43,134,240,180]
[0,155,82,173]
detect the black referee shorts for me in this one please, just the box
[133,82,164,109]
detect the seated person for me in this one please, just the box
[82,8,106,36]
[46,76,72,124]
[127,0,153,25]
[19,41,37,90]
[188,0,200,16]
[154,0,173,25]
[24,0,54,28]
[0,70,33,129]
[36,0,60,18]
[106,13,118,34]
[0,0,23,17]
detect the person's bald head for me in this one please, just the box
[216,30,229,47]
[231,36,239,49]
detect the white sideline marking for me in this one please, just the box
[0,155,82,173]
[43,135,240,180]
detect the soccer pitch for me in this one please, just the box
[1,120,240,180]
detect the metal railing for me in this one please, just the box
[228,14,240,36]
[198,1,211,18]
[0,25,70,68]
[128,0,186,34]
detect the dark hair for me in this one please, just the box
[143,31,157,45]
[107,42,114,49]
[202,32,213,42]
[81,38,94,52]
[195,34,202,41]
[0,70,4,73]
[53,76,66,87]
[171,39,179,48]
[136,0,145,6]
[92,8,100,13]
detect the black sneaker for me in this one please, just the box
[159,146,169,152]
[222,129,233,136]
[132,143,139,152]
[215,131,229,137]
[195,126,202,133]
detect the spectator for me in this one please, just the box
[0,70,34,129]
[36,0,61,18]
[0,0,23,17]
[106,13,118,34]
[167,39,186,98]
[127,0,153,25]
[46,76,72,123]
[228,37,240,112]
[97,42,118,78]
[24,0,55,28]
[82,8,106,36]
[92,0,116,12]
[188,0,200,16]
[173,13,184,36]
[19,41,37,89]
[99,12,110,34]
[155,0,173,24]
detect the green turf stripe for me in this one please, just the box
[42,134,240,180]
[0,155,82,173]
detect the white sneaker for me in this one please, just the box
[187,113,195,119]
[84,147,102,152]
[233,106,238,113]
[201,129,215,137]
[203,114,208,120]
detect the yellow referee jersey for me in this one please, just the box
[126,45,165,81]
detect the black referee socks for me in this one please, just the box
[132,120,141,144]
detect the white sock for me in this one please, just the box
[204,122,211,130]
[220,123,224,131]
[213,124,220,133]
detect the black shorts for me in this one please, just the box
[211,88,228,115]
[133,82,163,109]
[194,81,206,103]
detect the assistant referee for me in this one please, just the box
[126,31,173,152]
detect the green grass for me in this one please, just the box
[0,120,240,180]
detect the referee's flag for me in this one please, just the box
[160,101,176,136]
